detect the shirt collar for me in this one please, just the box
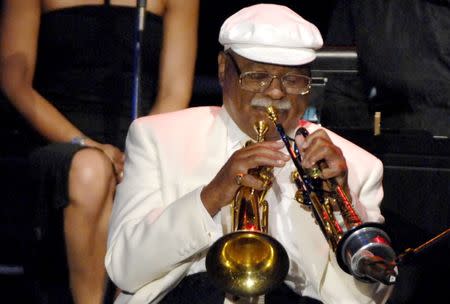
[219,106,252,153]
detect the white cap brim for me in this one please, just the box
[226,45,317,66]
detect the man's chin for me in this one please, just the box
[265,132,281,141]
[275,108,289,119]
[271,110,291,128]
[249,107,294,134]
[253,105,289,119]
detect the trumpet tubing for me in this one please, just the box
[205,120,289,298]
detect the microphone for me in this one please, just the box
[351,250,398,285]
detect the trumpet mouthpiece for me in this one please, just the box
[266,106,278,123]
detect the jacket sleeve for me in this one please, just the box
[105,119,220,292]
[321,126,385,223]
[348,150,385,223]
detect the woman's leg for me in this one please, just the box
[64,148,116,304]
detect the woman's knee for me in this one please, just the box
[68,148,115,208]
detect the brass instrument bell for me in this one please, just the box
[205,120,289,298]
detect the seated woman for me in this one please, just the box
[0,0,198,303]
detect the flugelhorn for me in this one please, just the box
[266,105,398,285]
[205,120,289,298]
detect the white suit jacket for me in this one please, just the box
[106,106,392,304]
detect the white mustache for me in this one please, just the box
[250,98,291,110]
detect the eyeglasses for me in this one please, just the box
[226,53,311,95]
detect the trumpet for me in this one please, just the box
[205,120,289,298]
[266,105,398,285]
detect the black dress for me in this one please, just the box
[24,4,163,303]
[34,4,162,149]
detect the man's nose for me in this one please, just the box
[264,76,286,100]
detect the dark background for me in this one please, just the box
[1,1,449,304]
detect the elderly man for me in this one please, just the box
[106,4,393,304]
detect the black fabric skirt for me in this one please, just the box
[26,142,86,304]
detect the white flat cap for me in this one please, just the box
[219,4,323,66]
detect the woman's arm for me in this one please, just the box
[0,0,123,175]
[149,0,199,115]
[0,0,88,142]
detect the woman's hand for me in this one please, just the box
[99,143,125,182]
[84,138,125,183]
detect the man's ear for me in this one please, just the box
[218,51,226,87]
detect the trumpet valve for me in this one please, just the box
[306,166,322,180]
[294,190,305,205]
[260,200,269,233]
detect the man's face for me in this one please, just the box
[219,51,310,141]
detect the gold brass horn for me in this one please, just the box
[205,120,289,298]
[266,105,398,285]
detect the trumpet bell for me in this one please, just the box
[206,231,289,297]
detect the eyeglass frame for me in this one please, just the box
[225,52,312,95]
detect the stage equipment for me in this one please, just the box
[131,0,147,119]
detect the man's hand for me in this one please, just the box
[201,140,290,216]
[295,129,348,188]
